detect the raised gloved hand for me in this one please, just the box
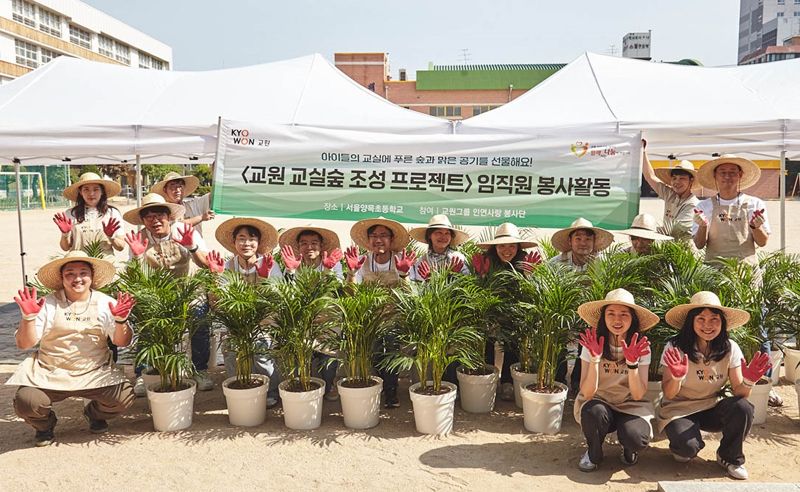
[207,250,225,274]
[663,346,689,380]
[749,209,766,229]
[322,248,343,270]
[109,292,136,322]
[14,286,45,321]
[53,213,73,234]
[621,333,651,365]
[521,250,543,273]
[102,217,121,238]
[471,253,490,276]
[281,244,301,272]
[578,327,605,362]
[741,351,772,386]
[344,245,366,272]
[125,231,149,257]
[693,208,708,227]
[172,223,196,250]
[257,254,275,278]
[449,256,465,274]
[394,250,417,274]
[417,260,431,281]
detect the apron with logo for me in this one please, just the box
[7,291,124,390]
[705,195,757,266]
[663,191,698,234]
[70,208,115,256]
[361,253,402,288]
[144,233,192,277]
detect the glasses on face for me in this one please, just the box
[142,213,168,222]
[368,234,393,240]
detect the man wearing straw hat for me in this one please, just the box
[618,213,673,256]
[549,217,614,272]
[641,142,699,238]
[8,252,136,446]
[152,171,214,236]
[123,193,215,393]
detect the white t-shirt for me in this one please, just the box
[691,194,771,237]
[66,206,125,238]
[223,255,284,280]
[354,257,392,284]
[33,291,116,340]
[659,340,743,370]
[181,194,211,236]
[580,341,652,365]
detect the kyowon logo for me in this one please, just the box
[571,141,589,158]
[230,128,270,147]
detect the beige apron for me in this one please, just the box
[704,195,757,266]
[144,233,191,277]
[70,209,115,256]
[7,291,124,390]
[655,353,730,433]
[361,253,401,288]
[574,357,655,433]
[663,191,698,234]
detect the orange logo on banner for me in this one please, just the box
[571,141,589,158]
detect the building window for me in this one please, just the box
[778,0,784,4]
[430,106,445,117]
[795,10,800,15]
[445,106,461,117]
[15,39,38,68]
[12,0,36,28]
[472,105,499,116]
[40,48,61,64]
[38,8,62,38]
[99,35,114,58]
[114,42,130,65]
[69,25,92,49]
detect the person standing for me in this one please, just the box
[151,171,215,236]
[641,141,699,239]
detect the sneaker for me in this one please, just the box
[672,452,691,463]
[35,428,55,447]
[324,385,340,402]
[717,452,749,480]
[384,388,400,409]
[499,382,514,402]
[133,376,147,397]
[768,388,783,407]
[619,448,638,466]
[193,371,214,391]
[578,451,597,472]
[83,407,108,434]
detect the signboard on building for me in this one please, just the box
[623,31,652,60]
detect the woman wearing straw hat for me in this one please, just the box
[407,215,469,281]
[206,217,283,406]
[345,217,412,407]
[278,225,343,280]
[476,222,541,400]
[619,213,674,256]
[152,171,214,236]
[549,218,614,272]
[641,141,700,237]
[53,172,125,256]
[657,291,771,480]
[574,289,658,472]
[8,252,136,446]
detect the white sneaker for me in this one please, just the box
[133,377,147,397]
[193,371,214,391]
[499,383,514,401]
[768,388,783,407]
[672,452,691,463]
[578,451,597,472]
[717,452,748,480]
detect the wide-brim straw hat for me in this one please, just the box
[409,214,470,247]
[37,251,116,290]
[63,172,122,202]
[618,213,674,241]
[478,222,538,249]
[665,291,750,330]
[654,160,701,192]
[216,218,279,255]
[578,288,659,332]
[697,154,761,191]
[122,193,185,226]
[551,217,614,253]
[150,171,200,198]
[350,217,409,250]
[279,224,341,254]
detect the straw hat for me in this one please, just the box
[63,172,122,202]
[654,160,700,192]
[618,213,674,241]
[216,218,279,255]
[279,224,341,253]
[350,217,409,250]
[697,155,761,190]
[122,193,185,226]
[551,217,614,253]
[150,171,200,198]
[36,251,116,290]
[478,222,538,249]
[577,288,659,332]
[409,215,470,247]
[665,291,750,330]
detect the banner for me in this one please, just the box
[213,119,641,229]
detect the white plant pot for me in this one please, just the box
[510,363,538,409]
[783,346,800,384]
[520,381,568,435]
[456,365,499,413]
[769,350,784,385]
[278,377,326,430]
[746,380,772,425]
[645,380,662,407]
[141,372,161,410]
[222,374,269,427]
[146,379,197,432]
[338,376,383,430]
[795,379,800,418]
[408,381,458,435]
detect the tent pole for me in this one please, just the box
[136,154,142,207]
[780,149,786,251]
[14,159,27,285]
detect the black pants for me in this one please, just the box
[484,338,518,384]
[581,399,651,464]
[665,396,753,466]
[312,352,339,394]
[374,335,398,394]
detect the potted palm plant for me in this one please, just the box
[210,272,275,427]
[267,267,338,430]
[385,269,484,435]
[326,282,395,429]
[118,262,209,431]
[759,252,800,384]
[785,275,800,390]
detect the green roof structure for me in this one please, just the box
[415,63,566,91]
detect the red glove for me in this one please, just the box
[417,260,431,280]
[109,292,135,321]
[471,253,490,276]
[621,333,651,365]
[344,245,365,271]
[125,231,149,257]
[578,327,605,361]
[741,351,772,385]
[257,254,275,278]
[749,209,766,229]
[322,248,343,270]
[53,212,72,234]
[394,250,416,274]
[450,256,465,274]
[663,346,689,380]
[521,251,543,273]
[172,223,196,249]
[207,250,225,274]
[281,244,301,271]
[693,208,708,227]
[102,217,121,238]
[14,286,45,320]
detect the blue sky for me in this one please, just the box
[84,0,739,74]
